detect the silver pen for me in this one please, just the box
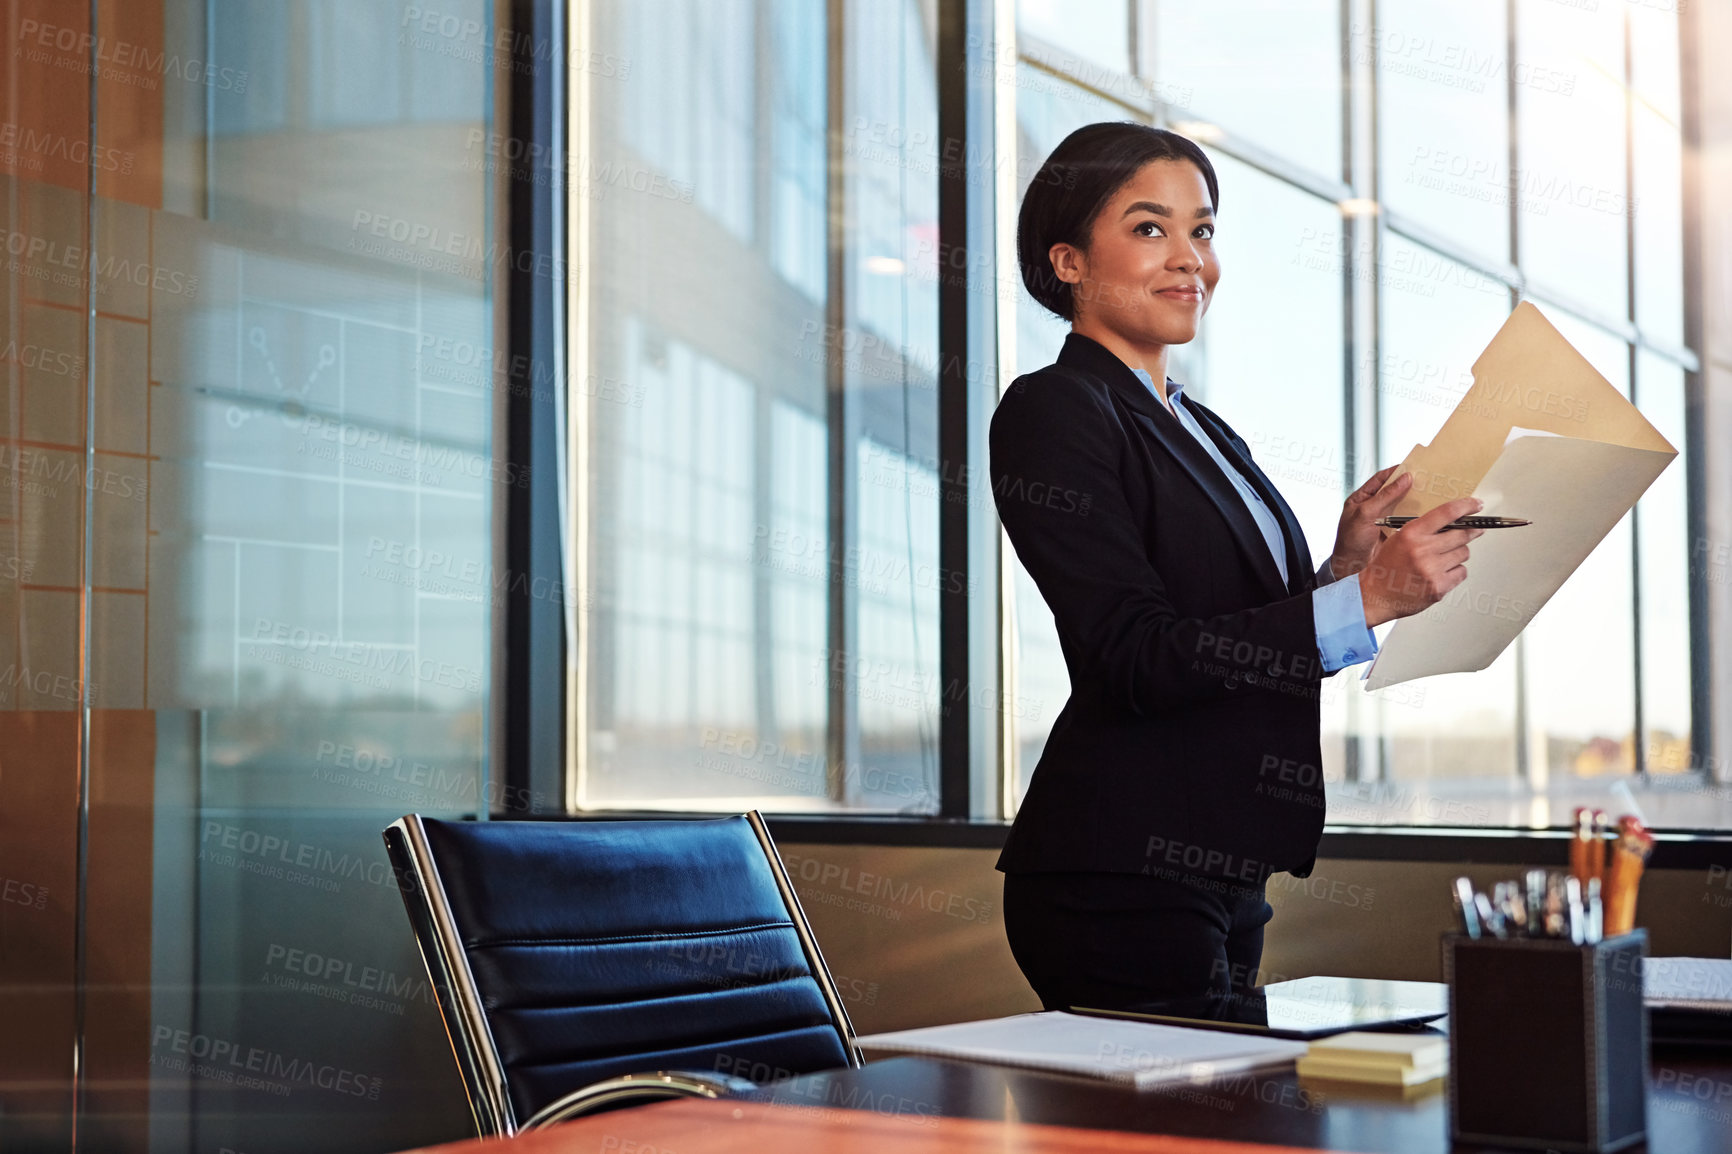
[1564,876,1586,945]
[1494,881,1528,936]
[1474,891,1507,939]
[1453,876,1481,938]
[1525,869,1550,938]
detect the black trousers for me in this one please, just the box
[1001,870,1274,1011]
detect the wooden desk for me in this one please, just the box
[750,1050,1732,1153]
[397,1096,1330,1153]
[400,1048,1732,1153]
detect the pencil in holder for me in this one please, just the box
[1443,930,1647,1153]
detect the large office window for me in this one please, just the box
[568,0,1713,829]
[574,0,942,813]
[1000,0,1710,828]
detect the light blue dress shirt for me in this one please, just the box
[1132,369,1377,673]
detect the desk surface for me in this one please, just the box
[399,1095,1327,1153]
[753,1051,1732,1153]
[403,1050,1732,1153]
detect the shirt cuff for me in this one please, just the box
[1313,573,1379,673]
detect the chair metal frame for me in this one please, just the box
[383,810,862,1136]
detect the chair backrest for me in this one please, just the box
[383,812,859,1136]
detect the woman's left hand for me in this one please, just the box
[1329,466,1411,579]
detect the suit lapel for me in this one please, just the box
[1055,335,1289,600]
[1126,406,1291,597]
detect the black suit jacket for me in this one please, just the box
[993,333,1335,883]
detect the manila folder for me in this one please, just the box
[1363,302,1676,691]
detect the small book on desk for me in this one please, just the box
[1296,1031,1447,1087]
[855,1011,1308,1089]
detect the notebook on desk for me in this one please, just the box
[855,1012,1308,1089]
[1074,976,1448,1041]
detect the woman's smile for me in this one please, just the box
[1155,283,1205,303]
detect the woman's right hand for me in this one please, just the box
[1358,497,1485,627]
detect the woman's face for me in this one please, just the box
[1050,159,1219,348]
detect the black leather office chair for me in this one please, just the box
[382,812,860,1136]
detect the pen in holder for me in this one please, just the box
[1443,930,1648,1153]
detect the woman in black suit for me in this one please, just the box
[993,122,1483,1011]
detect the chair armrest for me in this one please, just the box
[521,1070,760,1129]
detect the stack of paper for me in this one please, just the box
[1643,957,1732,1044]
[855,1012,1308,1089]
[1296,1031,1447,1087]
[1644,958,1732,1012]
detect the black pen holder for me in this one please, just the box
[1443,930,1648,1153]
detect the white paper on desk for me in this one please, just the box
[855,1011,1307,1089]
[1363,303,1678,690]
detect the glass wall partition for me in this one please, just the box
[3,1,509,1149]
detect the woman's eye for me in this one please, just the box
[1194,223,1216,240]
[1135,220,1165,237]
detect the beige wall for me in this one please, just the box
[782,842,1732,1035]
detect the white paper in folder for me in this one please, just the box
[1363,303,1677,691]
